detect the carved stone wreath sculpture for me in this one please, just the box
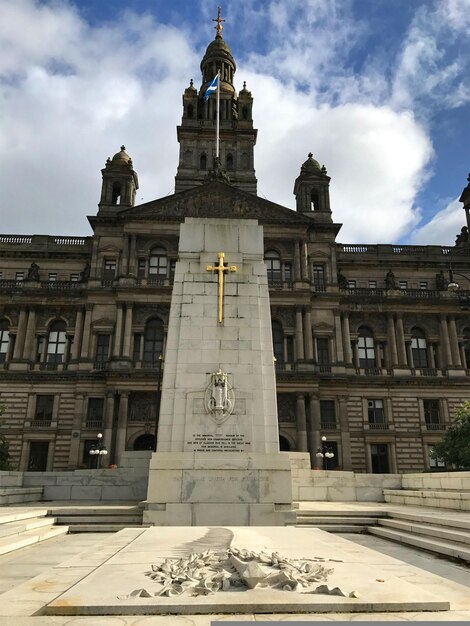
[119,547,358,600]
[203,369,235,424]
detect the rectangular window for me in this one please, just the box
[320,400,336,428]
[34,395,54,423]
[419,281,428,290]
[283,263,292,283]
[370,443,390,473]
[86,398,104,427]
[169,259,176,280]
[286,336,294,363]
[312,266,325,291]
[16,272,24,281]
[103,259,116,277]
[368,280,377,289]
[133,334,142,362]
[399,280,408,289]
[95,334,110,364]
[70,273,80,282]
[137,259,146,278]
[368,399,385,424]
[347,279,356,288]
[316,338,330,365]
[28,441,49,471]
[48,273,57,282]
[423,399,440,425]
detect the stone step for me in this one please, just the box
[0,516,54,538]
[296,509,384,517]
[384,489,470,511]
[0,508,49,525]
[368,526,470,563]
[0,487,43,505]
[67,524,144,533]
[296,516,379,525]
[55,515,143,525]
[296,524,365,533]
[47,505,142,516]
[389,508,470,532]
[0,524,68,556]
[378,518,470,545]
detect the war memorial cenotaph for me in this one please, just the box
[144,217,295,526]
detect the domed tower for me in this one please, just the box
[175,8,257,194]
[98,146,139,214]
[293,153,332,222]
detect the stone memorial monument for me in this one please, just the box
[144,218,294,525]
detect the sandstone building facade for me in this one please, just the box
[1,28,470,474]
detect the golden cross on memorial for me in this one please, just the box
[212,6,225,39]
[207,252,237,323]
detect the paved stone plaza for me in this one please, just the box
[0,503,468,624]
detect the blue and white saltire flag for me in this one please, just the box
[203,74,218,101]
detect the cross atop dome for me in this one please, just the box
[212,6,225,39]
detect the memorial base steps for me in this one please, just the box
[295,508,385,533]
[384,488,470,511]
[46,502,144,532]
[0,486,43,505]
[0,507,67,555]
[368,508,470,562]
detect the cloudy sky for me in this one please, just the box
[1,0,469,244]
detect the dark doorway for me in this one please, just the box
[279,435,290,451]
[371,443,390,473]
[28,441,49,471]
[133,434,155,451]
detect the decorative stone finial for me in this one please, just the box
[243,81,246,89]
[120,145,126,151]
[190,79,194,87]
[308,152,313,158]
[212,6,225,39]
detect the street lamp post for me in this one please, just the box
[447,268,470,309]
[315,435,335,470]
[154,354,164,452]
[89,433,108,469]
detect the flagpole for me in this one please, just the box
[216,70,220,159]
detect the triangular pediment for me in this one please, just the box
[115,180,311,225]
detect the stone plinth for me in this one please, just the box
[144,452,294,526]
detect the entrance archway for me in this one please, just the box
[279,435,291,451]
[133,434,155,451]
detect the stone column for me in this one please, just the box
[295,307,305,360]
[387,314,398,366]
[308,394,321,468]
[429,344,436,368]
[440,314,452,367]
[113,304,124,358]
[67,393,85,469]
[104,392,115,454]
[114,392,128,465]
[342,313,353,364]
[22,308,36,361]
[303,307,314,360]
[70,308,84,361]
[13,307,27,359]
[296,394,308,452]
[122,303,133,359]
[294,241,301,281]
[448,316,462,366]
[80,305,93,359]
[301,240,309,281]
[396,314,407,365]
[460,343,467,369]
[334,311,344,363]
[339,396,352,470]
[129,234,137,276]
[352,340,359,368]
[406,341,414,369]
[122,235,130,276]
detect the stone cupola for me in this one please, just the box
[98,146,139,214]
[293,152,332,222]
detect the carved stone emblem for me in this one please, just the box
[118,546,357,599]
[204,369,235,424]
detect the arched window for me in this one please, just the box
[0,319,10,363]
[149,247,167,277]
[311,189,319,211]
[226,154,234,170]
[200,153,207,170]
[411,327,428,367]
[279,435,291,451]
[187,104,194,119]
[357,326,375,368]
[47,320,67,364]
[143,319,164,365]
[242,106,248,120]
[112,181,121,204]
[272,320,284,365]
[265,250,281,284]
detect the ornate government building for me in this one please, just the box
[1,21,470,474]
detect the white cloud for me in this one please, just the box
[410,198,464,245]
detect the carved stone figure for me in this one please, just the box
[455,226,469,246]
[204,369,235,423]
[337,270,348,290]
[385,269,397,290]
[26,261,40,281]
[80,260,91,282]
